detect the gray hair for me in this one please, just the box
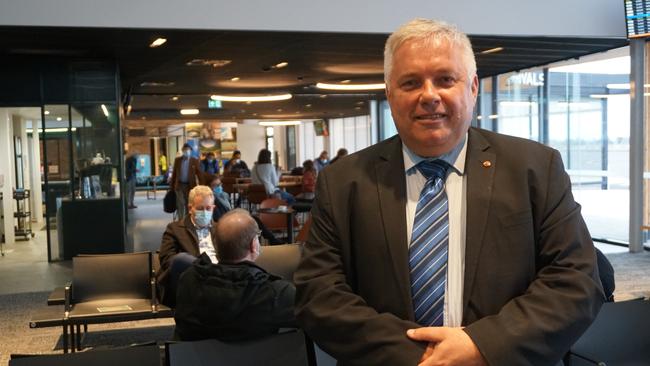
[384,18,477,84]
[188,185,214,206]
[215,208,259,262]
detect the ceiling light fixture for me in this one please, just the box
[180,109,200,115]
[149,38,167,48]
[26,127,76,134]
[274,61,289,69]
[210,93,292,102]
[186,59,231,68]
[126,105,132,115]
[101,104,109,117]
[316,82,385,91]
[230,77,241,82]
[44,110,50,115]
[480,47,504,54]
[140,81,175,87]
[56,117,62,121]
[259,120,302,126]
[171,96,179,101]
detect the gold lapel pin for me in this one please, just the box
[482,160,492,168]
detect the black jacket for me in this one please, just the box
[174,253,297,341]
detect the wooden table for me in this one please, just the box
[258,207,296,243]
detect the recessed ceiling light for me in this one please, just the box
[355,107,362,110]
[171,96,179,101]
[276,108,283,112]
[274,61,289,68]
[253,113,258,116]
[230,77,240,82]
[210,93,292,102]
[316,82,385,91]
[341,80,351,84]
[320,95,328,98]
[180,109,199,115]
[149,38,167,48]
[480,47,504,54]
[140,81,175,87]
[141,116,147,120]
[56,117,62,121]
[305,104,312,108]
[44,110,50,115]
[259,120,301,126]
[245,101,252,105]
[356,101,364,105]
[101,104,109,117]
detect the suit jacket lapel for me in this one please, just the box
[462,128,496,317]
[374,136,413,319]
[181,216,200,254]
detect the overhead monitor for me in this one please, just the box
[625,0,650,38]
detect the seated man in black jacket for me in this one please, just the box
[174,208,296,341]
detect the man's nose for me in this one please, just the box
[419,80,441,105]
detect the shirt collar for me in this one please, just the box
[403,133,467,176]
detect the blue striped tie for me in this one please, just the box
[409,159,450,326]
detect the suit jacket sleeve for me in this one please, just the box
[157,222,181,287]
[295,169,426,366]
[464,149,605,365]
[170,157,179,190]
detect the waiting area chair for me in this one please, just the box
[10,344,161,366]
[246,183,268,211]
[165,329,314,366]
[62,251,172,352]
[255,243,303,281]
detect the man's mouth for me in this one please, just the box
[415,113,446,121]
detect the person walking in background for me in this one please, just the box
[170,143,201,220]
[329,148,348,164]
[314,150,329,172]
[159,154,168,175]
[125,151,138,209]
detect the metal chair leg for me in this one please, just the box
[62,323,68,353]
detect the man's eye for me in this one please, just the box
[400,80,418,89]
[439,76,456,85]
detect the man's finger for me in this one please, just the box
[406,327,447,342]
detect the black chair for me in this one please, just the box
[255,243,303,281]
[9,344,161,366]
[565,299,650,365]
[63,252,172,353]
[165,329,314,366]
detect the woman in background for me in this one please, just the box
[251,149,295,204]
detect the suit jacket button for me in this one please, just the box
[482,161,492,168]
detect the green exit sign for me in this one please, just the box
[208,100,222,109]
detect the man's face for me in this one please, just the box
[386,39,478,157]
[189,194,214,218]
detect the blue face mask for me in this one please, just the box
[213,186,223,195]
[194,209,212,227]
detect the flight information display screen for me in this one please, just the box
[626,0,650,38]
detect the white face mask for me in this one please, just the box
[183,150,191,158]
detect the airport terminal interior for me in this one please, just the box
[2,1,650,365]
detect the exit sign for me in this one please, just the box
[208,100,222,109]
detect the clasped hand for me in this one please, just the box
[406,326,487,366]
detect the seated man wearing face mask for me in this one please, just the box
[174,208,297,341]
[224,150,250,178]
[158,185,217,307]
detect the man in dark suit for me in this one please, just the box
[170,143,202,220]
[294,19,605,366]
[158,185,217,307]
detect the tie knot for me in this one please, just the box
[416,159,449,181]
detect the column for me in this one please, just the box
[629,38,644,253]
[0,109,16,246]
[29,119,44,225]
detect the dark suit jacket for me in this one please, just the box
[157,216,218,304]
[294,128,605,366]
[170,156,201,190]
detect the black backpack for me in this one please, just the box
[163,190,176,213]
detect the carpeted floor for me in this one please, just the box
[0,291,174,365]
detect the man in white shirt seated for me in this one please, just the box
[158,185,217,307]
